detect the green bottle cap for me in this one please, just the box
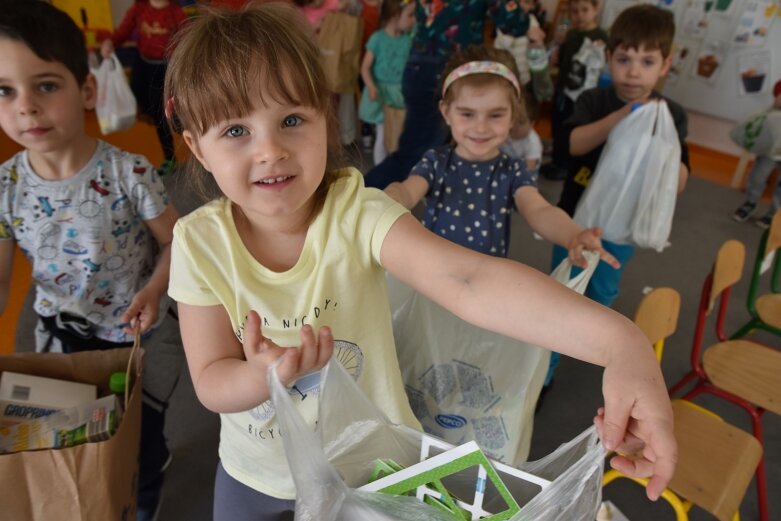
[109,372,127,394]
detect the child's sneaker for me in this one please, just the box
[158,158,177,177]
[756,212,774,229]
[732,201,757,222]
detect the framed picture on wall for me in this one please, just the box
[705,0,738,18]
[692,40,727,84]
[737,50,772,95]
[681,0,710,40]
[667,40,697,84]
[733,0,778,46]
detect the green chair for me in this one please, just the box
[731,210,781,340]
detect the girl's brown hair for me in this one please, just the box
[440,46,526,124]
[164,3,343,201]
[380,0,407,26]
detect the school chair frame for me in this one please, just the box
[731,210,781,340]
[603,287,762,521]
[668,240,781,521]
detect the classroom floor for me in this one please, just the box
[3,109,780,520]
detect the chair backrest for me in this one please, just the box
[708,240,745,314]
[764,209,781,258]
[634,287,680,361]
[669,400,763,521]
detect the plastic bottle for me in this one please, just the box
[527,44,554,102]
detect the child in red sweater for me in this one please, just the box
[101,0,187,175]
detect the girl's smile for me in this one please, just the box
[440,83,514,162]
[184,100,328,228]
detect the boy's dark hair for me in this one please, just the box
[608,4,675,58]
[0,0,89,85]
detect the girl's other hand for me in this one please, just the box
[368,85,378,101]
[241,311,334,386]
[567,227,620,269]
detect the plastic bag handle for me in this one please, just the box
[551,250,600,291]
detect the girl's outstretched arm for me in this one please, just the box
[384,175,429,210]
[178,305,333,413]
[514,186,619,268]
[380,214,676,500]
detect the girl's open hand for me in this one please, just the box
[567,227,620,269]
[241,311,334,386]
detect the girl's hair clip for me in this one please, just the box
[442,61,521,97]
[164,96,183,134]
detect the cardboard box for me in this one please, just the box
[0,371,97,427]
[0,394,119,454]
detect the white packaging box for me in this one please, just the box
[0,371,97,427]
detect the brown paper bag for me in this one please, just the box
[0,344,143,520]
[383,106,406,154]
[318,12,363,94]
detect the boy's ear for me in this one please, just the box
[82,73,98,111]
[182,130,209,171]
[659,54,673,77]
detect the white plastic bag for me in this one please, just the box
[574,101,681,251]
[388,251,599,466]
[269,354,606,520]
[92,54,136,135]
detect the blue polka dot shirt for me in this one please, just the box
[410,145,538,257]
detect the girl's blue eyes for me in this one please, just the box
[223,115,303,137]
[283,115,302,127]
[226,126,247,138]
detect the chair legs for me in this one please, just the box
[730,318,781,340]
[602,469,690,520]
[681,383,769,521]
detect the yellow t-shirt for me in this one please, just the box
[168,168,420,498]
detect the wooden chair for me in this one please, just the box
[603,287,762,521]
[668,240,781,521]
[731,209,781,340]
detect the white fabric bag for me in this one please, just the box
[574,100,681,251]
[269,350,606,521]
[388,251,600,465]
[92,54,137,135]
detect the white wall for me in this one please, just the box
[109,0,135,29]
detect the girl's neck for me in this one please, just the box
[231,199,317,273]
[28,135,98,181]
[149,0,170,9]
[453,144,501,163]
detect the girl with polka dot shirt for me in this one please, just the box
[385,45,617,267]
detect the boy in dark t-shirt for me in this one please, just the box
[552,4,690,308]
